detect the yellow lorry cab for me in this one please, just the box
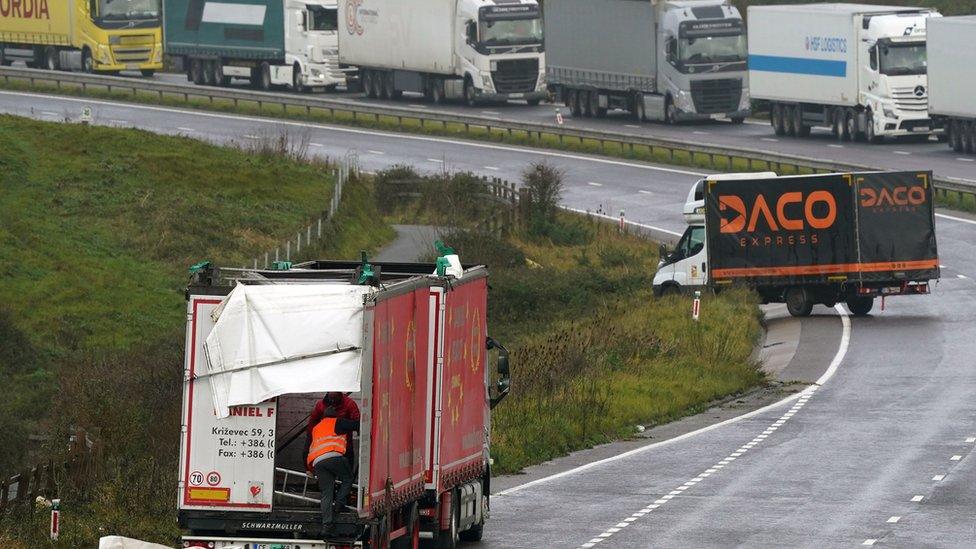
[0,0,162,75]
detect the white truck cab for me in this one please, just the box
[278,0,346,90]
[653,172,777,296]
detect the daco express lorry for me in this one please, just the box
[545,0,751,123]
[163,0,347,91]
[338,0,547,105]
[748,4,941,142]
[179,260,510,548]
[0,0,162,74]
[653,171,940,317]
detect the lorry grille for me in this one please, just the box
[112,46,152,63]
[491,58,539,94]
[891,86,928,113]
[690,78,742,114]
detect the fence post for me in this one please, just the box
[318,217,323,238]
[0,478,8,512]
[286,241,291,261]
[297,232,302,254]
[275,247,280,262]
[307,224,312,244]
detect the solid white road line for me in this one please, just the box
[310,143,324,147]
[41,110,59,116]
[562,209,681,237]
[693,130,710,135]
[624,124,641,129]
[936,212,976,226]
[958,275,968,279]
[2,90,711,179]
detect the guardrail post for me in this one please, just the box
[0,478,8,512]
[286,241,291,261]
[297,232,301,254]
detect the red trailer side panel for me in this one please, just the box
[437,277,489,491]
[366,288,430,515]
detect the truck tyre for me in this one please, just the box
[783,105,796,136]
[785,287,813,317]
[190,59,203,85]
[771,104,786,136]
[257,62,272,91]
[434,491,459,549]
[82,48,94,74]
[381,72,395,100]
[431,78,446,104]
[835,110,850,141]
[845,109,861,142]
[847,297,874,317]
[292,63,305,93]
[202,60,216,86]
[949,120,964,152]
[633,92,645,122]
[141,69,155,77]
[581,90,594,117]
[209,61,223,87]
[865,111,881,143]
[463,77,477,106]
[963,121,975,154]
[591,92,607,118]
[661,284,681,297]
[731,116,745,125]
[793,106,810,137]
[44,47,59,71]
[363,71,377,98]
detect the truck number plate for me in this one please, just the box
[914,126,930,132]
[509,93,524,98]
[710,114,724,120]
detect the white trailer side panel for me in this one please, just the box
[748,5,860,106]
[338,0,455,74]
[927,16,976,119]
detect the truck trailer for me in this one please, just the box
[749,4,941,142]
[163,0,347,91]
[927,16,976,154]
[0,0,162,75]
[653,171,940,317]
[338,0,547,105]
[545,0,751,124]
[178,260,510,548]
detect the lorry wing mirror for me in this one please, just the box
[298,11,307,31]
[89,0,97,15]
[487,337,511,408]
[466,21,477,44]
[658,243,669,260]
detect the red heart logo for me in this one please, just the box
[250,485,262,497]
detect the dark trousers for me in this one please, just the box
[314,455,353,525]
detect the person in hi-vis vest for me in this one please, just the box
[307,405,360,533]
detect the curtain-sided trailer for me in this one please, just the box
[178,261,510,549]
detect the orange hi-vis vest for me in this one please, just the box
[307,417,347,467]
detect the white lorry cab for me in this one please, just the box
[749,4,942,142]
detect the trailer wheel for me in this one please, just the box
[949,120,964,152]
[257,62,272,91]
[963,121,975,154]
[202,60,216,86]
[785,287,813,317]
[210,61,224,87]
[381,72,395,100]
[369,515,390,549]
[591,91,607,118]
[664,95,676,124]
[431,78,446,104]
[568,90,581,117]
[190,59,204,85]
[847,297,874,317]
[793,106,810,137]
[44,47,59,71]
[771,104,786,136]
[783,105,796,136]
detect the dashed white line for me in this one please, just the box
[408,104,427,109]
[624,124,641,129]
[956,158,975,162]
[41,110,59,116]
[587,181,603,187]
[958,274,968,279]
[863,539,877,546]
[966,437,976,443]
[111,119,129,125]
[828,144,845,148]
[243,134,260,139]
[893,150,911,155]
[911,495,924,502]
[427,158,444,163]
[887,516,901,524]
[176,126,195,132]
[367,149,385,155]
[692,130,710,135]
[951,455,962,461]
[481,110,501,115]
[484,166,500,171]
[933,474,946,481]
[310,143,324,147]
[761,138,779,142]
[638,190,654,195]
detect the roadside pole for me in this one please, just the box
[692,291,701,322]
[50,498,60,541]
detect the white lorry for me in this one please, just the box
[338,0,547,105]
[927,16,976,154]
[546,0,751,123]
[748,4,941,142]
[164,0,347,91]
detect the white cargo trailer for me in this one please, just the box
[748,4,941,142]
[338,0,546,105]
[927,16,976,154]
[545,0,751,124]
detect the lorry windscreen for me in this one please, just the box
[679,34,746,65]
[97,0,160,21]
[308,5,338,32]
[480,17,543,46]
[879,43,927,76]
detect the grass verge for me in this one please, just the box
[0,114,393,546]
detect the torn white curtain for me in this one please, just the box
[204,283,372,418]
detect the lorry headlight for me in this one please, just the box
[152,45,162,63]
[883,104,897,119]
[482,73,494,92]
[311,68,323,78]
[108,35,121,45]
[536,72,546,92]
[738,88,751,112]
[673,90,693,112]
[98,46,112,64]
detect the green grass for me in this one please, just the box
[435,218,764,475]
[0,114,393,546]
[0,77,824,179]
[936,189,976,213]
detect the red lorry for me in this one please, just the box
[178,260,510,548]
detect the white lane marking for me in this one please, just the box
[863,540,877,546]
[933,474,945,481]
[310,143,324,147]
[1,90,711,179]
[367,149,385,155]
[624,124,641,129]
[761,138,779,142]
[893,151,912,155]
[561,208,682,237]
[638,190,654,195]
[111,119,129,125]
[828,144,845,148]
[887,516,901,524]
[587,181,603,187]
[484,166,500,171]
[692,130,709,135]
[951,455,962,461]
[41,110,59,116]
[967,437,976,443]
[408,104,427,109]
[570,307,851,547]
[177,126,195,132]
[936,213,976,226]
[481,110,501,115]
[427,158,443,163]
[957,157,975,162]
[911,495,924,502]
[958,274,968,279]
[243,134,259,139]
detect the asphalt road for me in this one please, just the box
[6,90,976,547]
[150,71,976,184]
